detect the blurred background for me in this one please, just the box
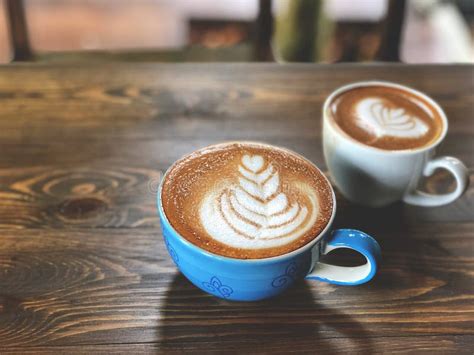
[1,0,474,64]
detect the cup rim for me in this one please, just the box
[157,141,336,264]
[323,80,448,155]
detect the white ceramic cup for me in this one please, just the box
[322,81,469,207]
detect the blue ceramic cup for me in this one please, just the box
[157,146,381,301]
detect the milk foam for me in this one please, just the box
[356,98,429,139]
[199,154,319,249]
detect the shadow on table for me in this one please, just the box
[156,200,445,353]
[157,274,373,353]
[334,200,444,278]
[332,199,446,330]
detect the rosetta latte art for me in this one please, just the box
[356,98,429,139]
[199,155,319,249]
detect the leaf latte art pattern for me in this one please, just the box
[356,98,429,139]
[199,155,319,250]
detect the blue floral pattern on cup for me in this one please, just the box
[202,276,233,298]
[272,262,298,288]
[164,236,179,264]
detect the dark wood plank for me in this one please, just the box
[0,135,472,171]
[2,336,473,354]
[0,64,472,143]
[0,166,162,229]
[0,166,472,230]
[0,225,472,347]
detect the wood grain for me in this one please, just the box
[0,224,473,348]
[0,63,473,353]
[0,167,472,230]
[2,336,474,354]
[0,65,473,143]
[0,166,162,229]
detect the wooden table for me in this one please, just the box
[0,64,473,354]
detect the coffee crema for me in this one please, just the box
[328,85,444,150]
[161,142,334,259]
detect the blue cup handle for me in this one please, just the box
[305,229,381,286]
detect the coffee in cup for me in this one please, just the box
[161,142,334,259]
[327,85,444,151]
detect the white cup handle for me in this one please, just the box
[305,229,381,286]
[403,156,469,207]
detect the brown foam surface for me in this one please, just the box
[161,142,334,259]
[328,86,444,150]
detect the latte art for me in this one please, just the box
[161,142,333,259]
[328,85,444,150]
[200,155,318,249]
[356,98,429,139]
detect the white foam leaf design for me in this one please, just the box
[356,98,429,138]
[242,154,264,172]
[199,155,319,249]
